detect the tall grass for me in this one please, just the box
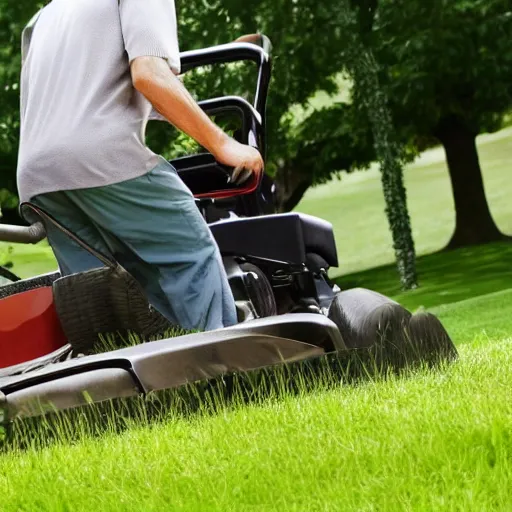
[3,333,455,455]
[1,339,511,511]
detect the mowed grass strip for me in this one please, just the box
[1,291,512,512]
[434,289,512,346]
[335,241,512,312]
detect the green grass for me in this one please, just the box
[1,291,512,511]
[298,127,512,275]
[335,241,512,312]
[434,289,512,346]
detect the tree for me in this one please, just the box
[371,0,512,247]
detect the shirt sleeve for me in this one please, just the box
[21,10,42,67]
[119,0,181,74]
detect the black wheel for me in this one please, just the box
[328,288,411,350]
[328,288,457,367]
[406,312,458,364]
[0,265,20,284]
[241,263,277,318]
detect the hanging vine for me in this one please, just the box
[336,0,418,290]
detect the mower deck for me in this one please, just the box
[0,313,344,421]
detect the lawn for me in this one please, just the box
[298,126,512,275]
[1,291,512,511]
[0,240,56,280]
[1,129,512,511]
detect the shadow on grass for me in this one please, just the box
[335,241,512,311]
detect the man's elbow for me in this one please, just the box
[130,58,155,94]
[132,75,151,95]
[131,56,177,95]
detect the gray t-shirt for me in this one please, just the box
[17,0,181,203]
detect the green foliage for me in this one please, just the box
[373,0,512,141]
[287,102,374,186]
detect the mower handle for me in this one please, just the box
[0,221,46,244]
[179,35,272,121]
[233,34,273,57]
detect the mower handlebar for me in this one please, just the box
[233,34,273,57]
[179,35,272,120]
[0,222,46,244]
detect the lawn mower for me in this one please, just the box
[0,36,457,425]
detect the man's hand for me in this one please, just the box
[213,138,264,185]
[234,34,262,45]
[131,56,263,185]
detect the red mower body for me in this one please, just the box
[0,287,67,369]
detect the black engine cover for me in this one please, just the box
[210,213,338,268]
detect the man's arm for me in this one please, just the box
[131,56,263,183]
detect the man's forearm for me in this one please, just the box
[131,56,228,156]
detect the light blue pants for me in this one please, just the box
[32,157,238,331]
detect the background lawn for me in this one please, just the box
[1,129,512,511]
[298,126,512,275]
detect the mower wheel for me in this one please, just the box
[241,263,277,318]
[329,288,458,366]
[328,288,411,350]
[407,312,458,363]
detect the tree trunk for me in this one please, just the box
[436,117,506,249]
[274,166,313,213]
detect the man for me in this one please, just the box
[17,0,264,332]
